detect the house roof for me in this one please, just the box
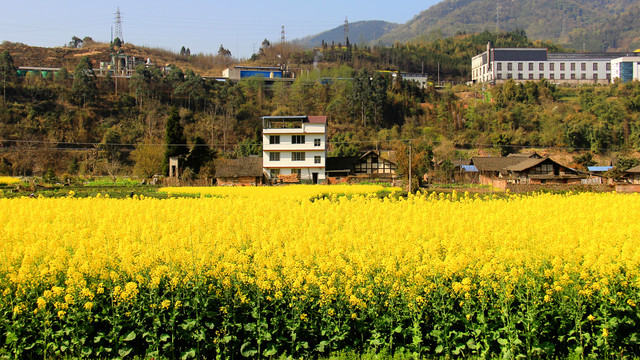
[460,165,478,172]
[507,152,542,158]
[588,166,614,172]
[503,158,548,172]
[360,150,397,165]
[260,115,327,124]
[214,157,264,178]
[307,116,327,124]
[471,156,526,172]
[326,156,358,172]
[453,159,472,166]
[627,165,640,173]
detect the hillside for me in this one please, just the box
[294,20,399,48]
[378,0,640,52]
[0,41,234,77]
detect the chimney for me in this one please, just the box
[487,41,491,53]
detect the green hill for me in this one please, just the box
[379,0,640,52]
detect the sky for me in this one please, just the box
[1,0,442,59]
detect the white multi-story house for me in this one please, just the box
[262,115,327,184]
[472,42,630,85]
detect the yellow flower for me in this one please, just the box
[57,310,66,319]
[161,300,171,310]
[37,297,46,309]
[84,302,93,311]
[588,315,596,322]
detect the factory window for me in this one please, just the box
[529,74,534,80]
[593,63,598,71]
[507,63,513,71]
[560,63,565,71]
[497,63,502,71]
[529,63,534,71]
[549,63,555,71]
[571,63,576,71]
[581,63,586,71]
[550,74,555,79]
[606,73,611,80]
[507,73,513,79]
[593,74,598,80]
[539,74,544,80]
[497,73,502,79]
[518,63,523,71]
[606,63,611,71]
[539,63,544,71]
[518,73,523,80]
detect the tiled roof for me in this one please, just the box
[471,157,526,172]
[626,165,640,173]
[214,157,264,178]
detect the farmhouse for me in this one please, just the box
[470,154,585,189]
[214,157,266,186]
[326,151,397,183]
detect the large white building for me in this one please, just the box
[472,42,631,85]
[262,115,327,184]
[611,57,640,82]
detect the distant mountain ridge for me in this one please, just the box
[378,0,640,52]
[295,20,399,48]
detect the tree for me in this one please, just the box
[163,107,189,175]
[180,46,186,56]
[185,48,191,57]
[130,64,161,109]
[186,136,214,174]
[218,45,232,58]
[71,56,97,107]
[0,50,16,105]
[132,138,164,178]
[69,36,83,48]
[112,37,122,48]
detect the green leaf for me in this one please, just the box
[240,342,257,357]
[181,349,196,359]
[123,331,136,342]
[160,334,171,342]
[393,325,403,333]
[498,338,509,346]
[575,346,584,355]
[315,340,330,352]
[435,345,444,353]
[263,347,278,356]
[81,348,92,356]
[93,335,102,343]
[119,347,132,357]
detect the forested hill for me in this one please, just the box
[294,21,399,48]
[378,0,640,52]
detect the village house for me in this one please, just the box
[326,151,397,183]
[214,157,266,186]
[470,154,585,189]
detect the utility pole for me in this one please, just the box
[281,26,285,43]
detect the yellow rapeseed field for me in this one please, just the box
[1,188,638,358]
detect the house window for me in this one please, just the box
[606,63,611,71]
[269,152,280,161]
[593,74,598,80]
[529,74,534,80]
[269,169,280,178]
[581,63,586,71]
[539,74,543,80]
[549,63,555,71]
[539,63,544,71]
[292,135,305,144]
[518,73,523,80]
[497,63,502,71]
[571,74,576,79]
[314,156,321,164]
[593,63,598,71]
[292,152,305,161]
[497,73,502,79]
[550,74,555,79]
[507,63,513,71]
[560,74,565,80]
[581,73,586,79]
[571,63,576,71]
[314,138,321,147]
[291,169,302,178]
[507,73,513,79]
[560,63,565,71]
[518,63,523,71]
[529,63,534,71]
[269,135,280,144]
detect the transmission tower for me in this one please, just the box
[281,25,285,43]
[114,7,123,41]
[344,17,349,45]
[495,4,501,32]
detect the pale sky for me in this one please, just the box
[0,0,441,59]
